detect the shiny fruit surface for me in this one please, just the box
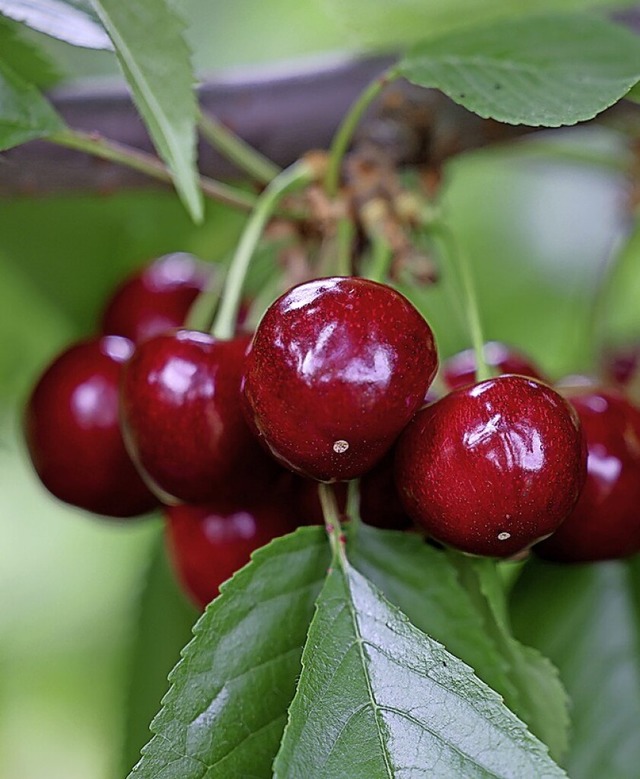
[101,253,212,344]
[165,497,300,608]
[24,336,158,517]
[395,375,587,557]
[120,330,278,504]
[242,276,438,481]
[535,387,640,562]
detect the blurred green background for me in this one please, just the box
[1,2,637,778]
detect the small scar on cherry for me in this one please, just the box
[333,440,349,454]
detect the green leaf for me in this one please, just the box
[350,525,569,762]
[0,15,60,87]
[90,0,203,222]
[274,552,565,778]
[399,14,640,126]
[0,57,64,150]
[511,558,640,779]
[319,0,637,50]
[0,0,111,48]
[121,534,198,775]
[128,526,331,779]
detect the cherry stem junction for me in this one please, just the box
[319,483,348,561]
[211,159,316,340]
[48,128,258,212]
[198,111,281,185]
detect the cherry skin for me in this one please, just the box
[242,276,438,481]
[120,330,280,505]
[101,253,212,344]
[394,375,587,557]
[535,386,640,563]
[443,341,545,390]
[24,336,158,517]
[165,496,300,609]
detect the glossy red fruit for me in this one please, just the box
[535,386,640,562]
[24,337,158,517]
[101,253,212,344]
[165,497,300,609]
[395,375,587,557]
[601,344,640,388]
[242,276,438,481]
[443,341,545,390]
[120,330,279,505]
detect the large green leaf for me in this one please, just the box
[350,525,569,762]
[319,0,636,50]
[274,553,565,778]
[121,534,198,776]
[128,526,331,779]
[0,0,111,48]
[0,15,59,86]
[399,14,640,126]
[511,558,640,779]
[90,0,203,222]
[0,57,64,150]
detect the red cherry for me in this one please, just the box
[24,336,158,517]
[242,276,438,481]
[120,330,280,505]
[601,344,640,388]
[101,253,213,344]
[443,341,545,390]
[395,375,587,557]
[165,497,300,609]
[535,386,640,562]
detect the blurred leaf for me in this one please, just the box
[350,525,569,762]
[274,554,565,778]
[319,0,636,50]
[399,14,640,126]
[0,15,60,86]
[129,526,330,779]
[511,558,640,779]
[0,56,63,149]
[91,0,203,222]
[0,0,111,48]
[121,532,198,776]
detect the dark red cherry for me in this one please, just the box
[395,375,587,557]
[535,386,640,562]
[443,341,545,390]
[24,336,158,517]
[242,276,438,481]
[120,330,279,505]
[165,496,300,609]
[601,344,640,388]
[101,253,212,344]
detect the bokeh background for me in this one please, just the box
[0,2,636,777]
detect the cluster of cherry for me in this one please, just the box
[24,254,640,609]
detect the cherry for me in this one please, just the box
[101,253,213,344]
[601,344,640,388]
[443,341,545,390]
[24,336,158,517]
[120,330,280,505]
[242,276,438,481]
[534,385,640,562]
[395,375,587,557]
[165,496,300,609]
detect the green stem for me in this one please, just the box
[198,111,281,185]
[335,216,355,276]
[367,233,394,283]
[324,67,399,197]
[49,128,258,212]
[319,483,346,559]
[432,222,491,382]
[211,160,314,340]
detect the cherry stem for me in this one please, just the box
[198,111,281,185]
[335,216,355,276]
[367,232,394,283]
[324,66,399,198]
[48,128,258,212]
[318,483,347,559]
[211,160,315,340]
[432,221,491,382]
